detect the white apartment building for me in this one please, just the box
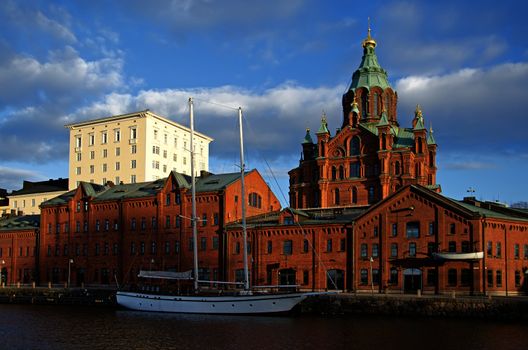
[65,110,213,189]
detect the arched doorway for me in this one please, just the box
[403,268,422,293]
[278,268,296,286]
[326,269,344,290]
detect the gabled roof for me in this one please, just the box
[0,215,40,232]
[40,170,252,207]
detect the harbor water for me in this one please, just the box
[0,304,526,350]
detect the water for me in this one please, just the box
[0,304,526,350]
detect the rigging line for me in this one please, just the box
[192,96,239,111]
[239,111,289,206]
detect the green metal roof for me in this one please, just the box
[377,111,389,127]
[427,127,437,145]
[302,129,314,144]
[316,115,330,135]
[0,215,40,231]
[349,45,391,91]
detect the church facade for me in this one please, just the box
[289,29,439,209]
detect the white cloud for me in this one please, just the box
[0,166,44,191]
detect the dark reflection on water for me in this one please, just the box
[0,304,527,350]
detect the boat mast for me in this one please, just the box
[239,107,250,291]
[189,97,199,292]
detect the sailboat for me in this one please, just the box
[116,98,324,314]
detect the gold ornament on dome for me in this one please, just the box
[362,17,377,48]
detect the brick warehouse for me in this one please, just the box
[1,27,527,296]
[38,170,280,286]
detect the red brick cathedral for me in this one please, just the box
[289,28,439,209]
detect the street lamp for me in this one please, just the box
[67,259,74,288]
[369,256,374,294]
[1,260,5,286]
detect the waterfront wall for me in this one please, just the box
[0,287,115,306]
[302,293,528,321]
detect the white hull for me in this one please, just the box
[117,291,320,314]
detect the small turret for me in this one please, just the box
[302,128,316,160]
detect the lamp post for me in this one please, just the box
[67,259,74,288]
[369,256,374,294]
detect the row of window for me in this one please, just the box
[45,237,219,258]
[0,246,36,258]
[487,241,528,259]
[359,268,473,287]
[362,221,463,239]
[75,129,128,149]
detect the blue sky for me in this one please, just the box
[0,0,527,206]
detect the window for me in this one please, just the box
[391,223,398,237]
[368,186,375,203]
[114,129,120,142]
[461,241,470,253]
[141,217,146,230]
[131,175,136,183]
[76,167,81,175]
[153,146,160,155]
[334,188,340,205]
[235,242,240,254]
[487,241,492,257]
[76,153,82,161]
[409,242,416,257]
[514,244,520,259]
[303,239,309,253]
[372,243,379,258]
[524,244,528,259]
[372,269,379,285]
[340,238,346,251]
[326,239,332,252]
[448,241,456,253]
[75,221,81,233]
[140,242,145,255]
[202,213,207,226]
[101,131,107,144]
[83,221,88,232]
[165,215,170,228]
[350,162,360,178]
[390,243,398,258]
[496,242,502,258]
[428,222,435,236]
[163,150,167,158]
[360,269,368,285]
[115,162,120,171]
[449,223,456,235]
[104,242,109,255]
[390,268,398,284]
[267,241,272,254]
[427,242,436,255]
[406,222,420,238]
[248,193,262,208]
[131,218,136,230]
[75,136,82,148]
[103,219,109,231]
[427,269,437,286]
[95,220,100,232]
[496,270,502,287]
[515,271,521,286]
[95,243,100,256]
[89,165,94,174]
[90,150,95,159]
[448,269,457,286]
[373,226,378,237]
[152,160,159,169]
[175,216,181,228]
[175,241,180,254]
[461,269,471,286]
[152,217,157,229]
[213,213,219,226]
[487,269,493,287]
[283,240,293,255]
[200,237,207,251]
[212,237,218,250]
[130,127,137,140]
[151,241,157,254]
[102,163,107,172]
[131,145,137,154]
[350,136,360,155]
[361,243,368,258]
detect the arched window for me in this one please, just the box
[373,93,379,116]
[368,186,375,204]
[350,136,360,156]
[334,189,340,205]
[395,161,401,175]
[415,164,420,177]
[361,93,368,118]
[351,187,357,204]
[331,167,337,180]
[249,192,262,208]
[429,151,434,166]
[339,166,344,180]
[381,133,387,150]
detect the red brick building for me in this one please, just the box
[226,185,528,295]
[289,29,439,209]
[38,170,280,287]
[0,214,39,286]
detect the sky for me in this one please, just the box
[0,0,527,207]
